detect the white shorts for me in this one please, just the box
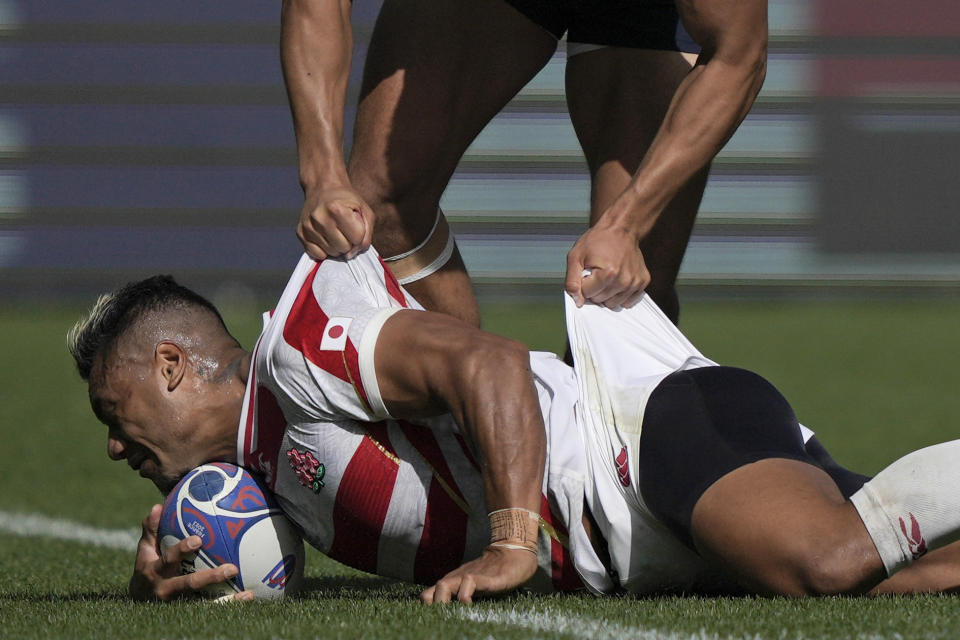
[565,293,721,593]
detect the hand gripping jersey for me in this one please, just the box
[236,250,597,592]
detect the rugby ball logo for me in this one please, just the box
[158,462,305,599]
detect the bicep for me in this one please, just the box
[371,309,527,422]
[371,310,471,419]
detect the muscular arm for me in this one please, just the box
[625,0,768,228]
[281,0,352,191]
[281,0,373,258]
[373,310,546,601]
[568,0,767,306]
[375,310,545,515]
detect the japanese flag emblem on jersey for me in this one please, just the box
[320,317,352,351]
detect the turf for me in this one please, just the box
[3,299,960,639]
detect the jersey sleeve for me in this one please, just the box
[261,250,417,423]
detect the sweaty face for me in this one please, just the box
[88,355,202,494]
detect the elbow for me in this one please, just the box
[459,335,532,389]
[747,43,768,96]
[704,34,768,98]
[733,32,768,97]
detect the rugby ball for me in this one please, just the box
[158,462,304,600]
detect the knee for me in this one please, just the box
[766,538,878,596]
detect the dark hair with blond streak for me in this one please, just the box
[67,275,227,380]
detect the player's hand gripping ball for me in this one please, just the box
[159,463,304,600]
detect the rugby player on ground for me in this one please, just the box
[70,248,960,602]
[282,0,767,324]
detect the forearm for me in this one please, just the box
[374,311,545,599]
[605,52,765,239]
[637,58,763,226]
[281,0,353,191]
[602,0,768,240]
[452,343,546,514]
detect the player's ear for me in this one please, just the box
[155,341,186,392]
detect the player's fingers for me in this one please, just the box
[432,578,455,604]
[603,264,649,308]
[154,567,228,602]
[359,204,375,251]
[456,574,476,604]
[300,209,348,255]
[580,268,615,304]
[329,202,368,250]
[218,564,240,586]
[622,287,646,309]
[345,205,375,259]
[313,223,353,257]
[419,585,436,604]
[178,564,239,596]
[602,283,640,310]
[564,254,586,306]
[232,590,255,602]
[296,226,329,261]
[139,504,162,545]
[161,535,202,567]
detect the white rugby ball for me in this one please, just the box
[158,462,304,600]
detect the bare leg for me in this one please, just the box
[691,459,886,596]
[693,460,960,595]
[565,49,708,323]
[348,0,557,326]
[871,540,960,594]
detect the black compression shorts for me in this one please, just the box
[638,366,871,550]
[502,0,701,53]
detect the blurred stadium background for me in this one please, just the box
[1,0,959,307]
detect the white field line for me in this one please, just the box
[451,607,756,640]
[0,509,138,552]
[450,606,916,640]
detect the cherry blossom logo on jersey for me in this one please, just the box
[288,448,326,494]
[615,446,631,487]
[899,512,927,559]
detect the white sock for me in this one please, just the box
[850,439,960,576]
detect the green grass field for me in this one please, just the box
[4,298,960,639]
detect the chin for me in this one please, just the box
[153,473,181,496]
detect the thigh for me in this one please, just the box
[638,366,812,548]
[348,0,557,252]
[637,366,883,594]
[691,458,883,596]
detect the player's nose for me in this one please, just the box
[107,436,126,461]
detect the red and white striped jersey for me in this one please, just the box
[236,251,602,592]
